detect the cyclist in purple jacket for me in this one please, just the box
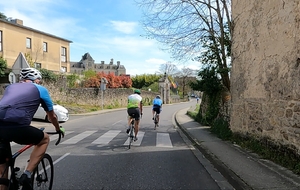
[0,68,65,190]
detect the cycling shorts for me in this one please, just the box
[152,107,161,114]
[127,107,141,121]
[0,125,44,145]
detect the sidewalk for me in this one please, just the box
[175,107,300,190]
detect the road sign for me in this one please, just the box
[8,72,16,84]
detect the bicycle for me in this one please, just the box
[0,127,63,190]
[154,112,159,130]
[128,115,136,149]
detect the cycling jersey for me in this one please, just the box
[0,82,54,126]
[127,94,142,108]
[152,98,162,108]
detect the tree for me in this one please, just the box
[131,74,162,90]
[174,67,197,98]
[119,74,132,88]
[0,57,7,77]
[136,0,231,90]
[0,12,7,20]
[157,62,179,76]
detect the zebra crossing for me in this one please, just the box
[11,130,175,148]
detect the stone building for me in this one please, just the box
[70,53,126,75]
[231,0,300,153]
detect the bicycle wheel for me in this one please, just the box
[154,114,158,129]
[128,126,134,149]
[32,153,54,190]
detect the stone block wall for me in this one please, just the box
[231,0,300,152]
[43,80,181,109]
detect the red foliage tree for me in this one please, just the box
[82,72,132,88]
[120,74,132,88]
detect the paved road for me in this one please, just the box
[11,101,227,189]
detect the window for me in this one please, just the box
[0,30,2,52]
[60,66,67,72]
[61,47,66,62]
[43,42,48,52]
[34,63,41,69]
[26,38,31,49]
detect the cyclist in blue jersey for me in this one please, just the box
[0,68,65,190]
[152,95,163,127]
[126,89,143,141]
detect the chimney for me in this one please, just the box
[11,19,23,26]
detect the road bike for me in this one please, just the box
[0,127,63,190]
[154,112,159,130]
[128,115,135,149]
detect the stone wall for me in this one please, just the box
[43,79,180,108]
[231,0,300,153]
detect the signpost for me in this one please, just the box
[100,77,108,109]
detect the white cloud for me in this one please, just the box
[110,21,138,34]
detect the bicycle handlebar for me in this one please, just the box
[40,127,63,146]
[47,131,62,145]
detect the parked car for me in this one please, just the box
[33,104,69,122]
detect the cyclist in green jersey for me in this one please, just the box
[126,89,143,141]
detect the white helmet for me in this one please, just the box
[19,68,42,81]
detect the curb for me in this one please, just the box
[174,109,251,190]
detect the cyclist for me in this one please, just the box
[126,89,143,141]
[152,95,163,127]
[0,68,65,190]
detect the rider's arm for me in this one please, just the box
[35,84,61,132]
[139,101,143,114]
[46,110,60,131]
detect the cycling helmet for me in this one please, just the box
[156,95,161,99]
[134,89,141,95]
[19,68,42,81]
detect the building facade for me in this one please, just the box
[70,52,126,75]
[0,18,72,73]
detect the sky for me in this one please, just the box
[0,0,200,76]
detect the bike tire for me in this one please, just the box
[32,153,54,190]
[154,114,158,129]
[128,126,134,149]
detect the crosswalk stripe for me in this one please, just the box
[124,131,145,146]
[92,130,121,144]
[9,130,175,148]
[156,133,173,148]
[61,131,97,144]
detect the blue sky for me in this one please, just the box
[0,0,200,75]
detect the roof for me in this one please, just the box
[0,18,73,43]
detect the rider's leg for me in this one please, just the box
[152,109,155,119]
[134,120,140,138]
[25,132,49,173]
[0,163,8,190]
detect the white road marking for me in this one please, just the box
[61,131,97,144]
[124,131,145,146]
[92,130,121,144]
[156,133,173,148]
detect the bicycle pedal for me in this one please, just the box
[14,167,20,172]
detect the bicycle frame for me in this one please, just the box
[154,112,159,129]
[128,118,135,149]
[0,128,62,189]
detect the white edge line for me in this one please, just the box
[53,153,70,165]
